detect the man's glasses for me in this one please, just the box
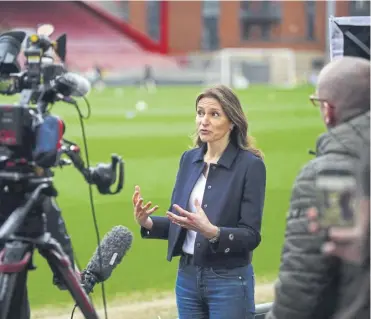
[309,95,327,107]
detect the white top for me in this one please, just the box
[182,174,207,255]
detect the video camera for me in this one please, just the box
[0,24,124,319]
[0,24,124,195]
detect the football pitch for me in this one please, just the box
[1,85,324,308]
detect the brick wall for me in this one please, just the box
[125,0,353,54]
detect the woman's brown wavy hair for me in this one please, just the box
[192,84,264,160]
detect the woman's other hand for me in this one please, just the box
[167,199,218,239]
[132,185,159,230]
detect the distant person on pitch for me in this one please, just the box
[92,64,105,91]
[139,64,156,93]
[132,85,266,319]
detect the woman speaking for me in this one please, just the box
[133,85,266,319]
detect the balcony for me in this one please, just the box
[240,7,282,25]
[349,0,370,16]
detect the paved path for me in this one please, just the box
[33,282,274,319]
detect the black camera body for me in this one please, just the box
[0,25,123,319]
[0,24,124,195]
[0,27,66,96]
[0,104,35,163]
[0,25,68,167]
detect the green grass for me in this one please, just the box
[1,85,325,308]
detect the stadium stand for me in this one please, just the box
[0,1,175,73]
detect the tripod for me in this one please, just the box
[0,175,99,319]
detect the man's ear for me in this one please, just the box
[324,102,335,126]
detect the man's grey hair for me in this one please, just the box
[317,56,370,123]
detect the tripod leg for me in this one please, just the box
[0,245,32,319]
[40,247,99,319]
[0,272,18,319]
[42,197,75,289]
[6,269,30,319]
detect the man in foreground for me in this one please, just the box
[266,56,370,319]
[307,144,370,319]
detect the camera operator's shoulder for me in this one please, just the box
[294,156,324,182]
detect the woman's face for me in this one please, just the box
[196,97,232,144]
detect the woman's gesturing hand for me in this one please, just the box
[132,185,159,230]
[167,199,218,239]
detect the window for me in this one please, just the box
[121,0,129,21]
[242,25,262,41]
[240,0,250,12]
[202,17,219,51]
[261,25,271,40]
[260,1,272,40]
[146,0,160,41]
[95,1,129,21]
[240,0,279,41]
[203,0,220,17]
[349,0,371,16]
[305,1,316,40]
[240,1,252,41]
[201,0,220,51]
[261,0,272,11]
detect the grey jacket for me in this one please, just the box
[266,112,370,319]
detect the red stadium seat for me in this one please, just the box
[0,1,176,72]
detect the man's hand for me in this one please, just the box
[307,206,369,264]
[166,199,218,239]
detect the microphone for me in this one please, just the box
[308,149,317,156]
[55,72,91,97]
[81,225,133,294]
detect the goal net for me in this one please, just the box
[203,48,297,89]
[74,48,298,89]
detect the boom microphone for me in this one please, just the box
[81,225,133,294]
[55,72,91,97]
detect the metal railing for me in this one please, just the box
[255,302,273,318]
[174,302,273,319]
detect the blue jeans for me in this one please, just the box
[175,259,255,319]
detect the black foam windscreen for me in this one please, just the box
[85,225,133,282]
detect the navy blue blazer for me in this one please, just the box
[141,141,266,268]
